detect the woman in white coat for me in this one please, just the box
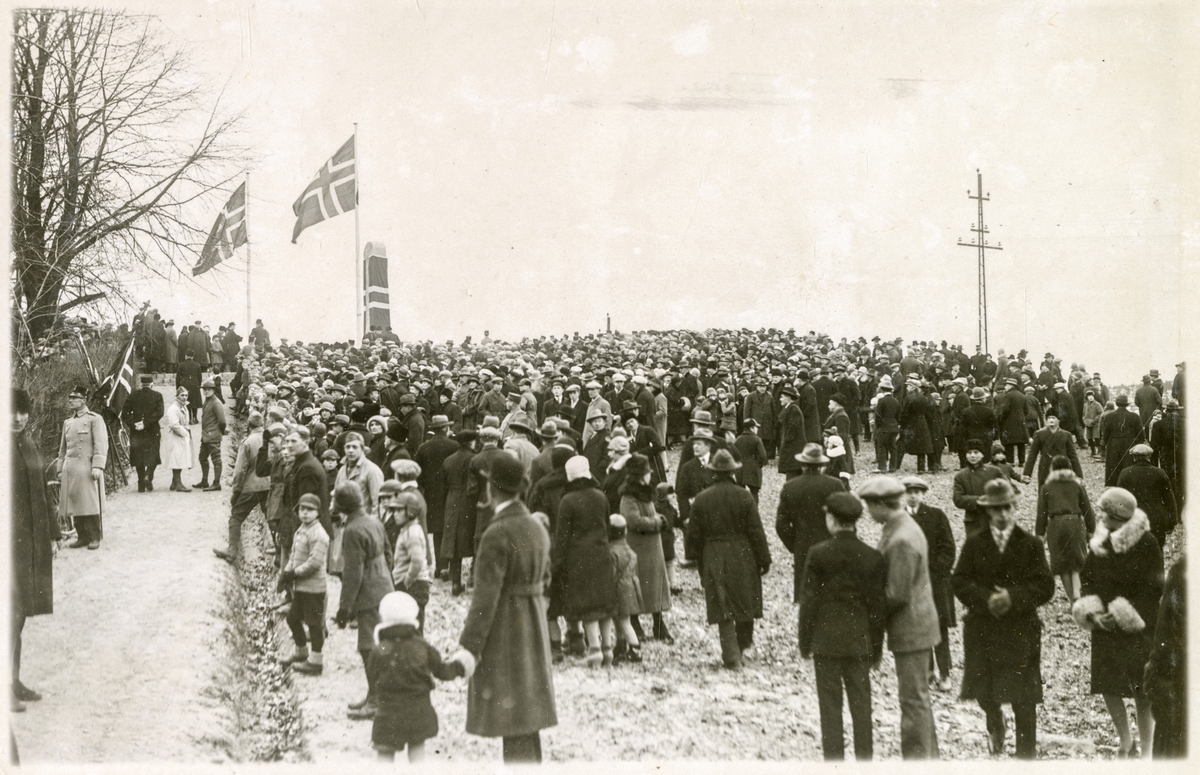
[162,386,194,492]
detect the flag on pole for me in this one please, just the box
[74,329,98,385]
[97,336,136,415]
[292,136,356,243]
[193,182,248,276]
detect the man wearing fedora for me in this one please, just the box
[795,371,822,445]
[451,453,557,763]
[121,373,164,492]
[1134,375,1162,442]
[776,443,846,604]
[872,377,901,474]
[744,379,779,460]
[503,414,540,473]
[686,449,771,670]
[675,427,723,567]
[397,393,426,459]
[994,377,1030,467]
[952,477,1054,758]
[777,385,807,480]
[953,439,1007,537]
[858,475,941,760]
[1022,413,1082,490]
[581,380,611,447]
[416,415,459,575]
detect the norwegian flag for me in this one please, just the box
[194,182,248,276]
[292,136,356,243]
[97,336,136,414]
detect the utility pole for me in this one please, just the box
[606,313,611,333]
[956,169,1002,354]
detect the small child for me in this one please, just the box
[281,493,330,675]
[990,441,1018,481]
[369,592,465,762]
[824,435,853,486]
[655,482,681,595]
[388,474,431,634]
[605,514,644,665]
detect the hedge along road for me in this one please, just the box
[12,385,246,764]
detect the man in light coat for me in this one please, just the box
[58,386,108,550]
[859,475,941,759]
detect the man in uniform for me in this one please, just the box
[58,386,108,550]
[121,374,164,492]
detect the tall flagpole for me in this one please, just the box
[245,173,252,332]
[354,123,363,341]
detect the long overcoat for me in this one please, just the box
[161,400,193,470]
[952,524,1054,704]
[686,478,771,624]
[776,401,806,473]
[1076,510,1163,697]
[439,445,477,559]
[899,391,934,454]
[995,388,1029,444]
[619,483,671,614]
[1117,460,1178,546]
[910,503,957,627]
[58,411,108,519]
[415,434,459,537]
[121,386,164,467]
[13,429,61,617]
[553,478,618,621]
[776,471,846,601]
[459,501,557,738]
[1099,407,1140,486]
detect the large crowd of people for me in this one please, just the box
[12,318,1187,764]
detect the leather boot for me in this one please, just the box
[625,643,643,664]
[652,614,674,645]
[566,629,586,658]
[293,652,323,675]
[214,521,242,563]
[280,646,308,666]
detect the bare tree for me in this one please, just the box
[11,8,245,344]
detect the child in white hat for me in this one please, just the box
[368,591,466,762]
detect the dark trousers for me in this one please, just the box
[231,490,269,525]
[814,655,874,760]
[875,432,898,472]
[11,613,25,686]
[716,619,755,665]
[287,591,326,652]
[395,579,431,634]
[1004,443,1027,466]
[980,700,1036,758]
[930,625,951,678]
[134,465,157,488]
[502,732,542,763]
[198,440,221,484]
[74,514,102,544]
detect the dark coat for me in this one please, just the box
[284,450,331,539]
[686,478,771,624]
[873,392,901,434]
[960,402,996,446]
[1149,411,1184,494]
[121,386,164,467]
[952,524,1054,704]
[1077,511,1163,696]
[440,445,477,559]
[743,390,778,441]
[553,479,618,621]
[1051,391,1080,432]
[1022,427,1081,486]
[797,383,822,443]
[12,429,61,617]
[952,462,1006,534]
[1116,461,1178,546]
[468,446,508,544]
[368,626,461,749]
[581,430,609,483]
[775,472,847,602]
[175,359,203,410]
[776,401,807,473]
[1099,407,1141,485]
[813,376,837,424]
[797,533,886,660]
[995,388,1029,444]
[1144,557,1186,758]
[909,503,956,627]
[674,455,717,531]
[899,392,934,454]
[732,432,767,489]
[458,501,557,737]
[339,509,394,614]
[415,434,459,536]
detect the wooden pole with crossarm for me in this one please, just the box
[956,169,1002,354]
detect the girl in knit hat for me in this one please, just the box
[280,493,330,675]
[368,591,465,762]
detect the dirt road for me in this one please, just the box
[11,388,240,763]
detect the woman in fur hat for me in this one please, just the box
[1035,456,1095,603]
[1072,487,1164,758]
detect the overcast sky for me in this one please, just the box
[108,0,1189,383]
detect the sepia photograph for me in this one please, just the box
[6,0,1194,767]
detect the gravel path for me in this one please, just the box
[12,388,239,764]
